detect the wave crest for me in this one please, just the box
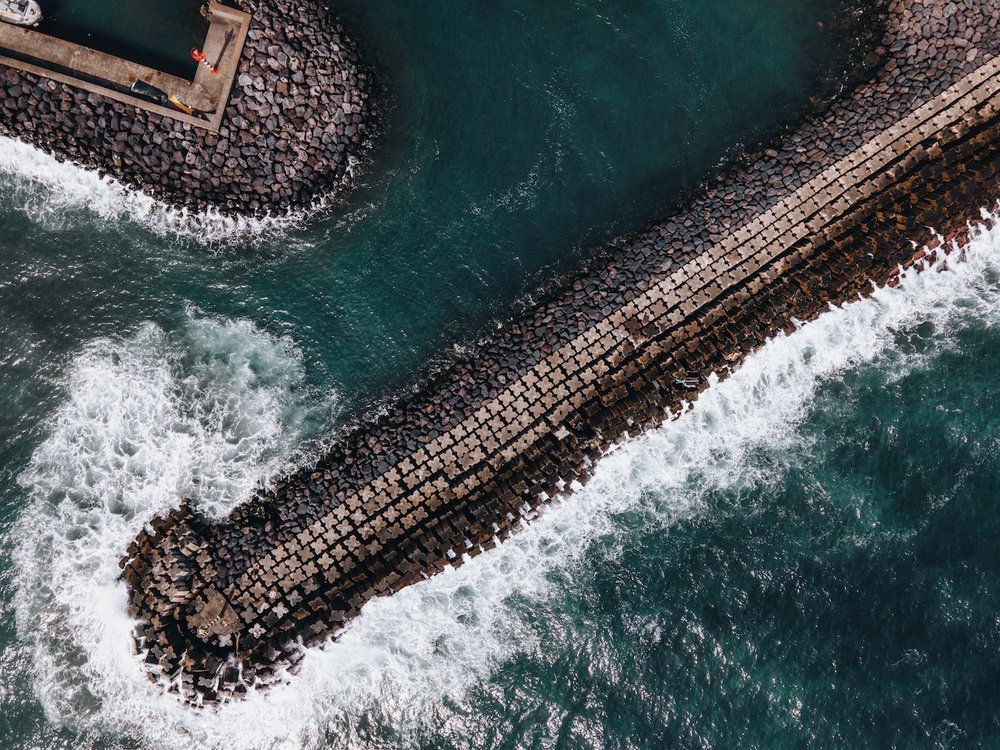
[0,136,322,244]
[12,313,324,745]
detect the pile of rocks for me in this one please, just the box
[0,0,374,215]
[121,0,1000,706]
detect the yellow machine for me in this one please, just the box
[167,93,195,115]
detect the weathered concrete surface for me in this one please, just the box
[0,2,249,131]
[121,0,1000,705]
[0,0,373,215]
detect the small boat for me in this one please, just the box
[0,0,42,27]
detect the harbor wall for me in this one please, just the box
[119,0,1000,704]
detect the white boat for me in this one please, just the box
[0,0,41,26]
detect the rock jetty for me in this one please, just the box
[121,0,1000,705]
[0,0,374,215]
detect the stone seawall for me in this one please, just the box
[121,0,1000,705]
[0,0,373,215]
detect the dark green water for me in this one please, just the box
[3,0,999,748]
[40,0,206,79]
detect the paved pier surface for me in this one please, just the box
[122,0,1000,704]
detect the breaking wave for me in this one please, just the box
[11,313,328,745]
[9,208,1000,749]
[0,136,332,244]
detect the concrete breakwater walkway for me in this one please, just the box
[0,0,372,214]
[122,0,1000,704]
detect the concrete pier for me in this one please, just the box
[0,2,249,130]
[0,0,374,214]
[121,0,1000,704]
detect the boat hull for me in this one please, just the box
[0,0,41,26]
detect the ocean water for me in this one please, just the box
[2,0,999,748]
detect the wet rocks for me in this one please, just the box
[0,0,375,216]
[120,0,1000,707]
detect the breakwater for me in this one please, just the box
[0,0,373,215]
[120,0,1000,705]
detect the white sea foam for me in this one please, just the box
[0,136,321,243]
[12,313,325,743]
[11,207,1000,749]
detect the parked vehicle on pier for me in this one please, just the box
[129,80,169,106]
[129,81,203,119]
[0,0,41,26]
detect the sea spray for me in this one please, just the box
[8,208,1000,749]
[0,136,318,244]
[11,313,327,743]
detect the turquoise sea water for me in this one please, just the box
[2,0,999,748]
